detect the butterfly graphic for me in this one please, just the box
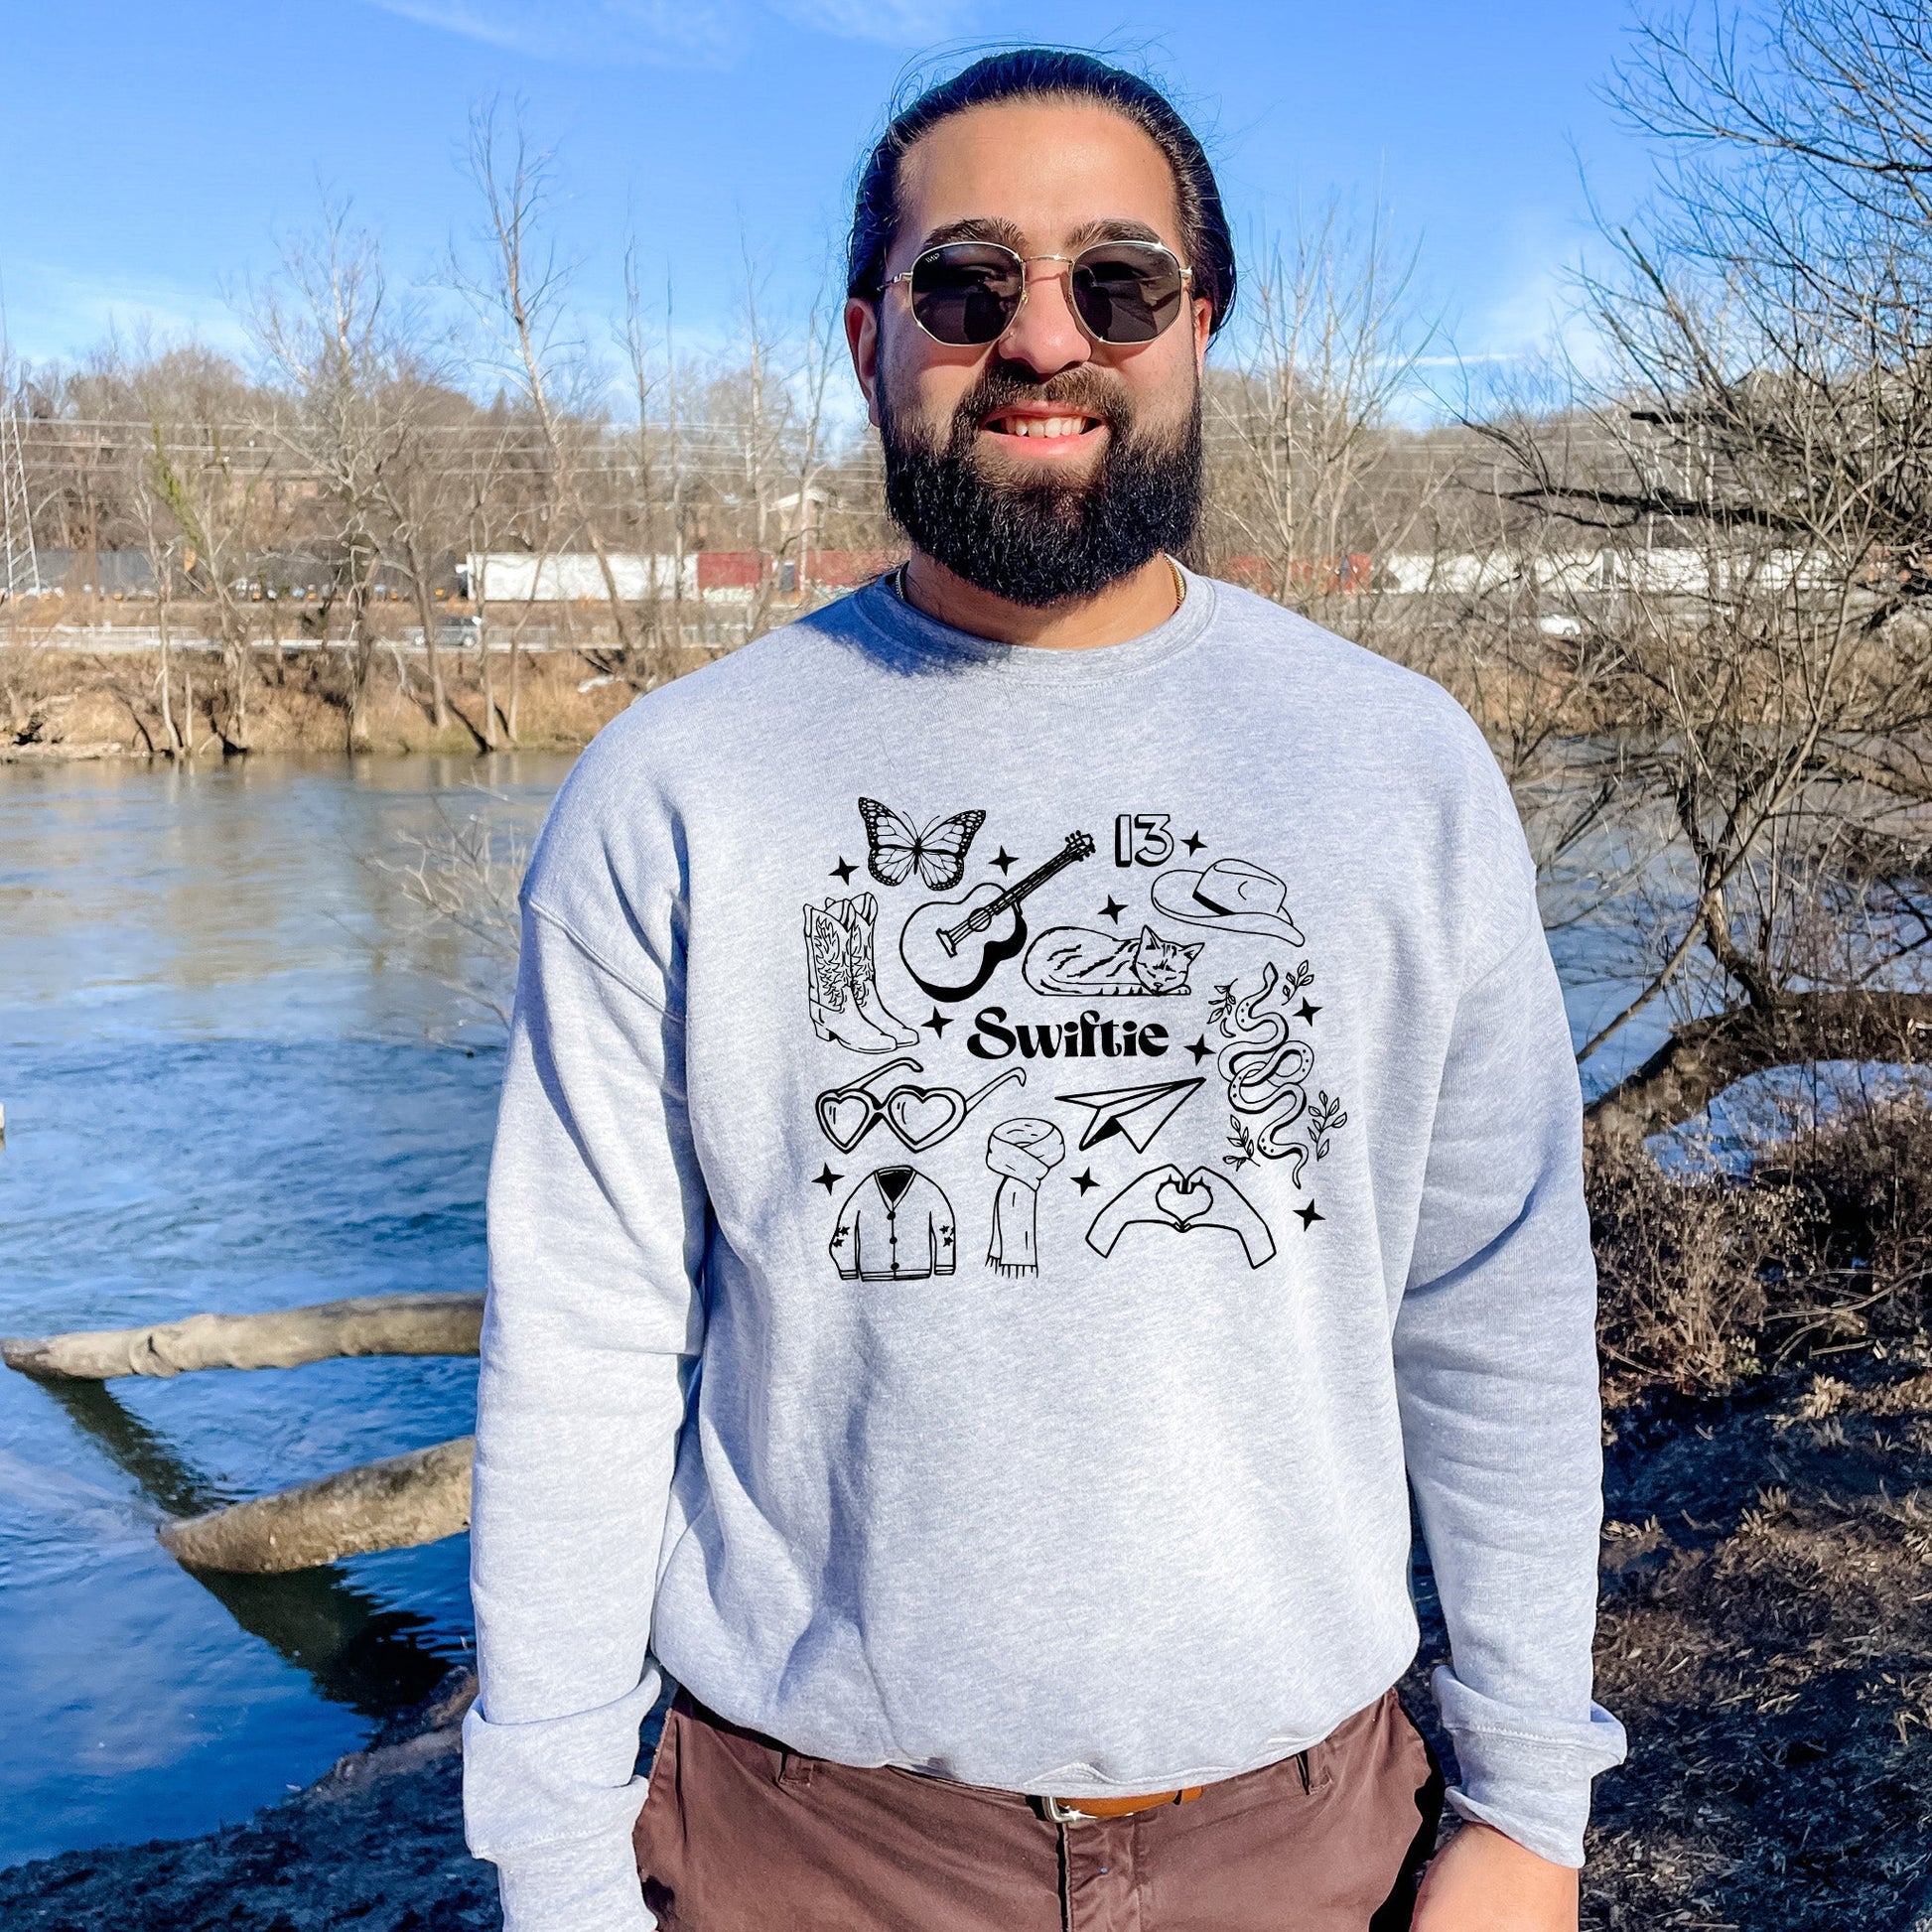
[858,798,987,891]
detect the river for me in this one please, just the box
[0,754,571,1868]
[0,750,1670,1872]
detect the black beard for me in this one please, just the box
[878,364,1203,608]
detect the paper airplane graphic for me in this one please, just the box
[1057,1076,1204,1153]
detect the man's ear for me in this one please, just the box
[846,296,883,428]
[1190,294,1212,373]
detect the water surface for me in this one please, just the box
[0,755,569,1867]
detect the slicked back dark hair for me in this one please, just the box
[847,49,1236,338]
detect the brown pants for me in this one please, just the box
[632,1689,1445,1931]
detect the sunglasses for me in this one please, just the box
[885,239,1194,347]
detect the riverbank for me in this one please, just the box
[0,1672,494,1931]
[0,641,640,760]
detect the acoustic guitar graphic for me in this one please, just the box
[898,831,1096,1001]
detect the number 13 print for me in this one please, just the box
[1114,813,1174,868]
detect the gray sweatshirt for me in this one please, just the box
[463,570,1627,1930]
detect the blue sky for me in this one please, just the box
[0,0,1656,390]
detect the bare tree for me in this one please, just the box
[1480,0,1932,1136]
[456,102,651,687]
[249,205,405,750]
[133,352,270,753]
[130,441,185,758]
[250,201,505,752]
[1205,203,1444,638]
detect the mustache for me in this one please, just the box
[943,362,1133,451]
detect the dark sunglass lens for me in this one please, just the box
[909,244,1024,345]
[1071,245,1184,344]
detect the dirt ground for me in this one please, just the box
[1580,1349,1932,1930]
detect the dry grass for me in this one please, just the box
[1591,1096,1932,1410]
[1555,1099,1932,1927]
[0,643,646,759]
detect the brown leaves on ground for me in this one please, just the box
[1576,1088,1932,1931]
[1583,1357,1932,1926]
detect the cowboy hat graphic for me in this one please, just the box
[1150,858,1306,945]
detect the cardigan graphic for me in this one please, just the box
[829,1165,957,1281]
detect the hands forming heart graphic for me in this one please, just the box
[815,1059,1027,1154]
[1154,1173,1214,1226]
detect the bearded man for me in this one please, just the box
[463,49,1625,1932]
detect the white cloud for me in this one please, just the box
[767,0,971,44]
[3,264,250,368]
[363,0,745,66]
[359,0,964,65]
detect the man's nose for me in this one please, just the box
[997,260,1091,379]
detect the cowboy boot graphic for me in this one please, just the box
[840,894,920,1048]
[804,899,901,1053]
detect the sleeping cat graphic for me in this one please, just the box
[1022,923,1203,997]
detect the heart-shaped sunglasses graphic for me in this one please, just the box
[815,1059,1027,1154]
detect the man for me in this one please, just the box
[463,48,1626,1932]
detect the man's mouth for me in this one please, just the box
[981,409,1105,442]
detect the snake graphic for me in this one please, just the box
[1216,962,1315,1179]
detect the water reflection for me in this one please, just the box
[43,1379,454,1719]
[1,757,532,1863]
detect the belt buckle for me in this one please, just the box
[1040,1796,1099,1826]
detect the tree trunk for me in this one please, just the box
[2,1291,483,1381]
[410,573,451,732]
[1586,990,1932,1140]
[156,584,181,757]
[479,616,499,750]
[159,1436,475,1573]
[347,582,377,753]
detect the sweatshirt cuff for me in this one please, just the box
[1431,1666,1628,1867]
[492,1830,656,1932]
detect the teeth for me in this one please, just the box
[997,416,1090,438]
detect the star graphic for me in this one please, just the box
[923,1008,954,1038]
[1071,1168,1100,1195]
[1185,1034,1212,1064]
[1098,895,1127,923]
[1182,830,1206,855]
[1295,1200,1324,1231]
[813,1165,844,1194]
[990,847,1019,875]
[829,857,856,884]
[1296,999,1322,1025]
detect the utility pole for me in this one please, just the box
[1,406,42,602]
[0,260,44,603]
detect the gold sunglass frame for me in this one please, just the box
[883,239,1196,348]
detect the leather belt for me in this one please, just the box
[1039,1786,1204,1825]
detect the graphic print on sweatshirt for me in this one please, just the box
[829,1165,956,1282]
[898,831,1096,1002]
[807,801,1349,1277]
[858,797,985,890]
[813,1060,1028,1155]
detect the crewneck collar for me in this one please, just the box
[847,561,1218,685]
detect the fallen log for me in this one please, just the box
[160,1436,476,1574]
[1,1291,483,1381]
[1586,989,1932,1141]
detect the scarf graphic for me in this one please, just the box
[984,1117,1065,1277]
